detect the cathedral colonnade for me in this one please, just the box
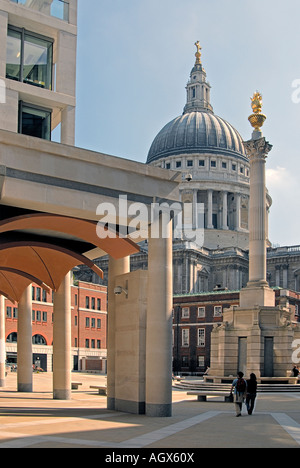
[185,188,248,232]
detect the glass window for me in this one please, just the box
[19,102,51,140]
[181,307,189,318]
[197,328,205,347]
[6,28,22,82]
[6,27,53,90]
[97,298,101,310]
[214,306,222,317]
[198,307,205,318]
[199,160,205,167]
[182,329,189,347]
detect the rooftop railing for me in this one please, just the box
[10,0,69,22]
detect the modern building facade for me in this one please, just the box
[0,0,77,145]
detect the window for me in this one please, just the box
[187,160,193,167]
[91,297,95,310]
[176,161,182,168]
[240,166,244,174]
[182,356,189,367]
[97,319,101,329]
[19,102,51,140]
[181,307,190,318]
[222,162,227,169]
[32,334,46,345]
[32,286,35,300]
[42,312,47,323]
[166,163,171,169]
[97,340,101,349]
[182,329,189,347]
[6,26,53,90]
[214,306,222,317]
[97,298,101,311]
[36,310,41,321]
[75,294,78,306]
[85,317,90,328]
[197,328,205,347]
[199,160,205,167]
[197,307,205,318]
[36,287,41,301]
[6,306,12,318]
[211,160,216,168]
[197,355,205,367]
[85,339,89,348]
[91,318,95,328]
[32,310,35,321]
[42,290,47,302]
[91,339,95,349]
[13,307,18,319]
[85,296,90,309]
[232,163,236,171]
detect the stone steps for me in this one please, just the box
[174,381,300,393]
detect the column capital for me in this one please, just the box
[243,137,273,161]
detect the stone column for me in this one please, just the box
[17,286,33,392]
[240,136,275,308]
[235,193,241,231]
[146,215,173,417]
[0,296,5,387]
[107,256,130,410]
[53,273,71,400]
[207,189,213,228]
[222,191,228,230]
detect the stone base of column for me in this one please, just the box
[53,389,71,400]
[0,379,5,388]
[146,403,172,418]
[115,398,145,415]
[240,282,275,308]
[107,397,115,411]
[18,383,33,393]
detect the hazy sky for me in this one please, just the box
[75,0,300,247]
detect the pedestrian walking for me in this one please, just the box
[246,373,257,415]
[230,371,247,417]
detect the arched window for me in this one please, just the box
[32,334,47,345]
[6,332,17,343]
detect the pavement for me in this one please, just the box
[0,372,300,450]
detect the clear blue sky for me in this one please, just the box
[75,0,300,247]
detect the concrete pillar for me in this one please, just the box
[107,256,130,411]
[207,189,213,228]
[61,105,76,146]
[0,296,5,387]
[17,286,33,392]
[53,273,71,400]
[146,215,173,417]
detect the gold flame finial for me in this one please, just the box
[195,41,202,64]
[248,91,266,131]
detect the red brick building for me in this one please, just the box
[173,288,300,375]
[5,281,107,373]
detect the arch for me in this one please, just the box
[6,332,17,343]
[0,240,104,302]
[32,334,47,345]
[0,213,139,259]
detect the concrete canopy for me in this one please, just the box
[0,212,139,303]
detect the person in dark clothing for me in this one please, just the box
[246,373,257,415]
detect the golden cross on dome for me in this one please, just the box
[195,41,202,64]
